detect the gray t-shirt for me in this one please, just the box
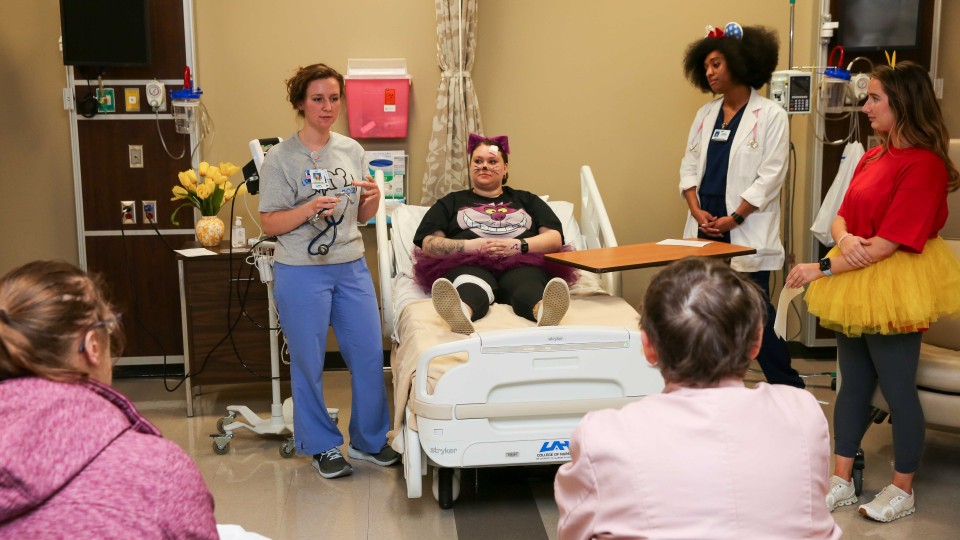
[259,132,366,265]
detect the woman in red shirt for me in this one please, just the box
[787,61,960,523]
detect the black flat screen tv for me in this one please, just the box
[839,0,922,52]
[60,0,151,67]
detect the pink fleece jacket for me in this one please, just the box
[0,377,217,539]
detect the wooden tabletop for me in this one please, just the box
[544,240,757,273]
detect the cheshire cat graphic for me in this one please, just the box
[456,202,531,238]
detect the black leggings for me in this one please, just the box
[834,331,924,473]
[442,265,552,322]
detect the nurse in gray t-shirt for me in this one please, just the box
[258,63,398,479]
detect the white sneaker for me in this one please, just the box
[858,484,915,522]
[826,475,857,511]
[432,278,475,335]
[537,278,570,327]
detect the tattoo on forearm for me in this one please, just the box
[425,236,465,256]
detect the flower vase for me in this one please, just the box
[195,216,224,247]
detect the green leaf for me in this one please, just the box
[170,202,197,226]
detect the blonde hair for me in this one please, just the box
[0,261,122,382]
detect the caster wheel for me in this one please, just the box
[853,449,865,496]
[432,467,461,509]
[213,440,230,455]
[216,417,230,435]
[280,440,296,459]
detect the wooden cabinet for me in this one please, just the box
[177,243,286,416]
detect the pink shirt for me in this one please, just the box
[555,380,841,540]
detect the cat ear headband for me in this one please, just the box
[467,133,510,156]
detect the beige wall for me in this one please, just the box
[0,1,77,273]
[3,1,958,335]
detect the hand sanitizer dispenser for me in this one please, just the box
[232,216,246,248]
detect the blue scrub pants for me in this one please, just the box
[273,259,389,456]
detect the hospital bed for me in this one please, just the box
[373,166,664,508]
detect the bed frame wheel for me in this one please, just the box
[433,467,461,509]
[279,438,296,459]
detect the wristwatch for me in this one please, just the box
[519,238,529,254]
[730,212,745,225]
[819,257,833,277]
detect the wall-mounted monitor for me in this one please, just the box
[60,0,151,67]
[839,0,922,52]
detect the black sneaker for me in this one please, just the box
[312,447,353,479]
[348,443,401,466]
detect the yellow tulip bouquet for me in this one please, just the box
[170,161,247,224]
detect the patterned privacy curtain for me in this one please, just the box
[420,0,483,205]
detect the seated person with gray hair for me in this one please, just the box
[554,257,841,539]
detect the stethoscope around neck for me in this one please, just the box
[305,166,352,256]
[689,106,761,150]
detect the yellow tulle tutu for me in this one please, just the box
[805,236,960,337]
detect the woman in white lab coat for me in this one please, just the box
[678,23,802,387]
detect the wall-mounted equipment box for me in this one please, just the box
[344,58,411,139]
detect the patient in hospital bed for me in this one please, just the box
[412,133,577,334]
[554,257,841,539]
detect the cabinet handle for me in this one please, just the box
[230,277,256,282]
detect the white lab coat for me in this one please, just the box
[679,88,788,272]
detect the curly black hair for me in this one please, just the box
[683,25,780,92]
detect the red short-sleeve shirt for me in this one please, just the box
[838,146,949,253]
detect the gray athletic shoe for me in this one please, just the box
[826,475,857,511]
[537,278,570,327]
[312,447,353,479]
[858,484,915,522]
[348,443,401,466]
[432,278,475,334]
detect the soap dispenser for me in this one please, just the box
[232,216,246,248]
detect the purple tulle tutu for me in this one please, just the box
[412,245,579,293]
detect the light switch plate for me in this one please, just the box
[129,145,144,168]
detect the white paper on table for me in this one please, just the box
[774,287,806,339]
[656,239,710,247]
[174,247,218,257]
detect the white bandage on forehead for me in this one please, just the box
[452,274,495,304]
[486,145,499,156]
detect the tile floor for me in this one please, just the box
[117,358,960,539]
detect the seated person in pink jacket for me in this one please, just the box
[554,257,841,540]
[0,261,218,539]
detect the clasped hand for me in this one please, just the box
[464,238,522,258]
[693,209,735,237]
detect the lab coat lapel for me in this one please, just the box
[731,88,762,155]
[699,99,723,174]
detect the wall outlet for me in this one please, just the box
[121,201,136,225]
[142,200,157,224]
[129,145,144,168]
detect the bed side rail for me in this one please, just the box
[374,170,396,338]
[580,165,622,296]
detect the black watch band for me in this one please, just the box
[520,238,529,253]
[730,212,745,225]
[819,257,833,276]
